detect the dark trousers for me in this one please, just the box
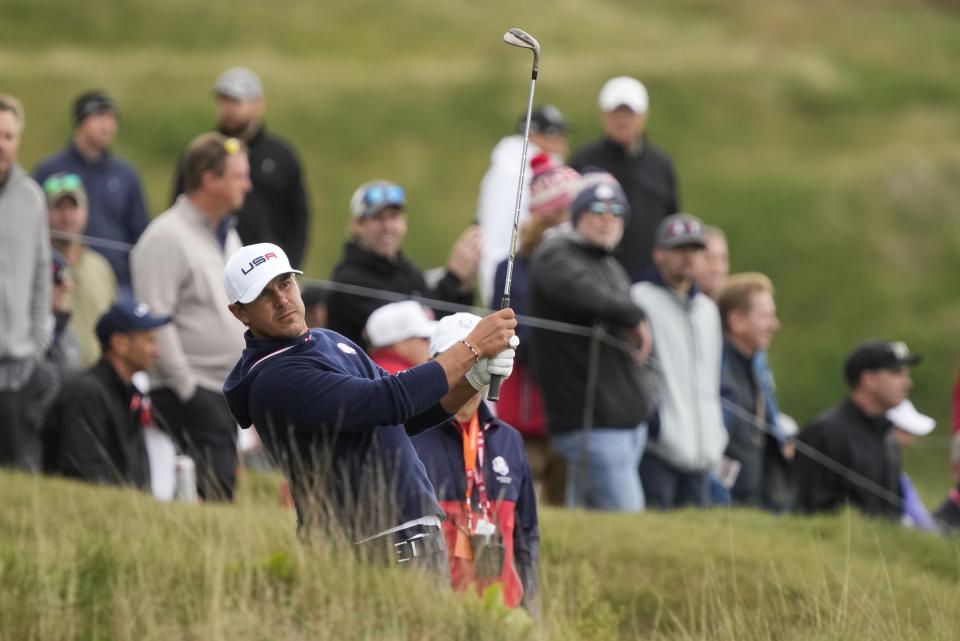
[152,387,238,502]
[0,385,32,470]
[640,451,709,509]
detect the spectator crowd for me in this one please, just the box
[3,67,960,610]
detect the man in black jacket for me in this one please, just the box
[529,181,652,511]
[569,76,680,282]
[795,339,920,519]
[172,66,310,267]
[43,300,170,489]
[326,179,479,347]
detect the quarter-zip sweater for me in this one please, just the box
[223,329,449,539]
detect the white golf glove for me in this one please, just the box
[466,335,519,391]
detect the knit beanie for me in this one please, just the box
[528,152,582,216]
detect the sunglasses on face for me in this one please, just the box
[585,201,626,217]
[43,173,82,196]
[363,184,405,208]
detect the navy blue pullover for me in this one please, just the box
[223,328,449,539]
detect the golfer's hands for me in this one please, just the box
[467,335,520,391]
[446,225,481,285]
[466,308,517,357]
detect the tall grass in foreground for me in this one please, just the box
[3,470,960,640]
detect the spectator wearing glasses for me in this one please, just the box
[795,340,920,520]
[0,93,52,470]
[632,213,726,509]
[326,180,479,348]
[33,90,149,297]
[529,181,652,511]
[131,132,250,501]
[44,173,118,367]
[172,67,311,268]
[570,77,681,282]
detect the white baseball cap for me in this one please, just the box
[365,301,437,348]
[597,76,649,113]
[223,243,302,304]
[429,312,482,356]
[886,399,936,437]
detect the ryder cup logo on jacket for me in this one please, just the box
[241,252,278,275]
[492,456,511,483]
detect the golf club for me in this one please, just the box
[488,27,541,402]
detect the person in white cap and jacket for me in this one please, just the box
[569,76,681,282]
[221,242,519,569]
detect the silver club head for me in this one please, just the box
[503,28,540,75]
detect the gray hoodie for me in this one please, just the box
[0,163,51,389]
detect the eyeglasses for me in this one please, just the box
[223,137,242,155]
[363,184,405,208]
[585,201,626,217]
[43,173,82,196]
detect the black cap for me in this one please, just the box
[844,339,922,386]
[72,90,116,127]
[520,104,567,136]
[95,300,170,347]
[655,213,708,249]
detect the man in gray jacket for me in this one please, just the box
[131,132,250,500]
[0,94,51,470]
[631,213,726,509]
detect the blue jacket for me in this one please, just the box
[223,329,449,538]
[412,401,539,609]
[34,144,149,293]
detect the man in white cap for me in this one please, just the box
[172,66,311,268]
[364,301,436,374]
[569,76,681,281]
[132,132,250,501]
[221,242,519,567]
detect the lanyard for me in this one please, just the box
[458,413,491,527]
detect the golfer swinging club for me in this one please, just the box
[221,243,518,571]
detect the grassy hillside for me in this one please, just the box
[3,470,960,641]
[4,4,960,472]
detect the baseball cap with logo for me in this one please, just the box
[597,76,649,113]
[223,243,302,304]
[655,213,707,249]
[430,312,482,356]
[213,66,263,101]
[886,399,935,436]
[365,301,437,348]
[350,180,407,219]
[844,339,922,386]
[95,300,170,347]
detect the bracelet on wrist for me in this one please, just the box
[459,339,480,364]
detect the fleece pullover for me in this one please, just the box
[223,328,448,539]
